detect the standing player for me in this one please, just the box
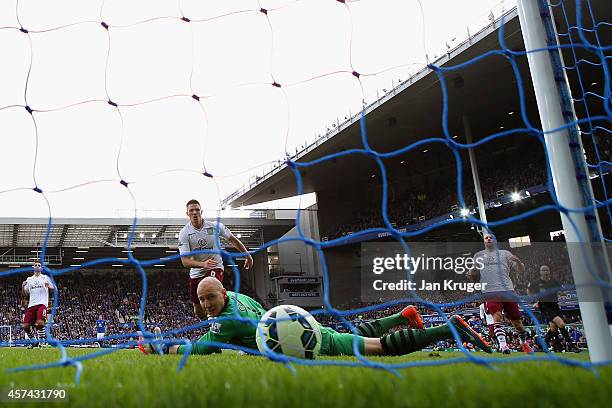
[20,285,31,343]
[479,303,496,346]
[528,265,576,352]
[469,233,532,354]
[178,199,253,319]
[22,262,54,348]
[95,315,107,344]
[140,277,491,357]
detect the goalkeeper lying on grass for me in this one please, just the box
[139,277,492,357]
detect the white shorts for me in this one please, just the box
[96,332,105,340]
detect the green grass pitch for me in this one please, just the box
[0,348,610,408]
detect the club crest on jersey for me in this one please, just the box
[210,322,222,333]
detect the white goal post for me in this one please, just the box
[517,0,612,362]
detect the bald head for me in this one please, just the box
[198,276,224,292]
[197,277,227,316]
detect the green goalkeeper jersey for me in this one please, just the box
[189,291,266,354]
[178,292,364,356]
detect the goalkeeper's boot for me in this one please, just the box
[401,305,425,329]
[449,315,493,353]
[138,327,167,355]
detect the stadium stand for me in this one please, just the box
[0,269,263,345]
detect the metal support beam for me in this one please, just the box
[464,115,488,229]
[58,225,69,247]
[11,225,18,248]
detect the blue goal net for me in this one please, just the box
[0,0,611,382]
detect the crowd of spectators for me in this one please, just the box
[0,263,585,352]
[0,237,587,351]
[328,153,548,239]
[511,243,575,294]
[583,131,612,166]
[0,269,261,345]
[326,128,612,240]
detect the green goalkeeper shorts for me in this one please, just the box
[319,326,365,356]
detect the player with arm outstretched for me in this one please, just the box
[140,277,491,357]
[178,199,253,319]
[528,265,577,352]
[469,233,532,354]
[22,262,54,348]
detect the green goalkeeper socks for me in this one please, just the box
[356,313,407,338]
[380,325,451,355]
[177,343,222,355]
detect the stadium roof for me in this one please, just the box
[0,216,294,250]
[0,215,297,269]
[224,2,608,208]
